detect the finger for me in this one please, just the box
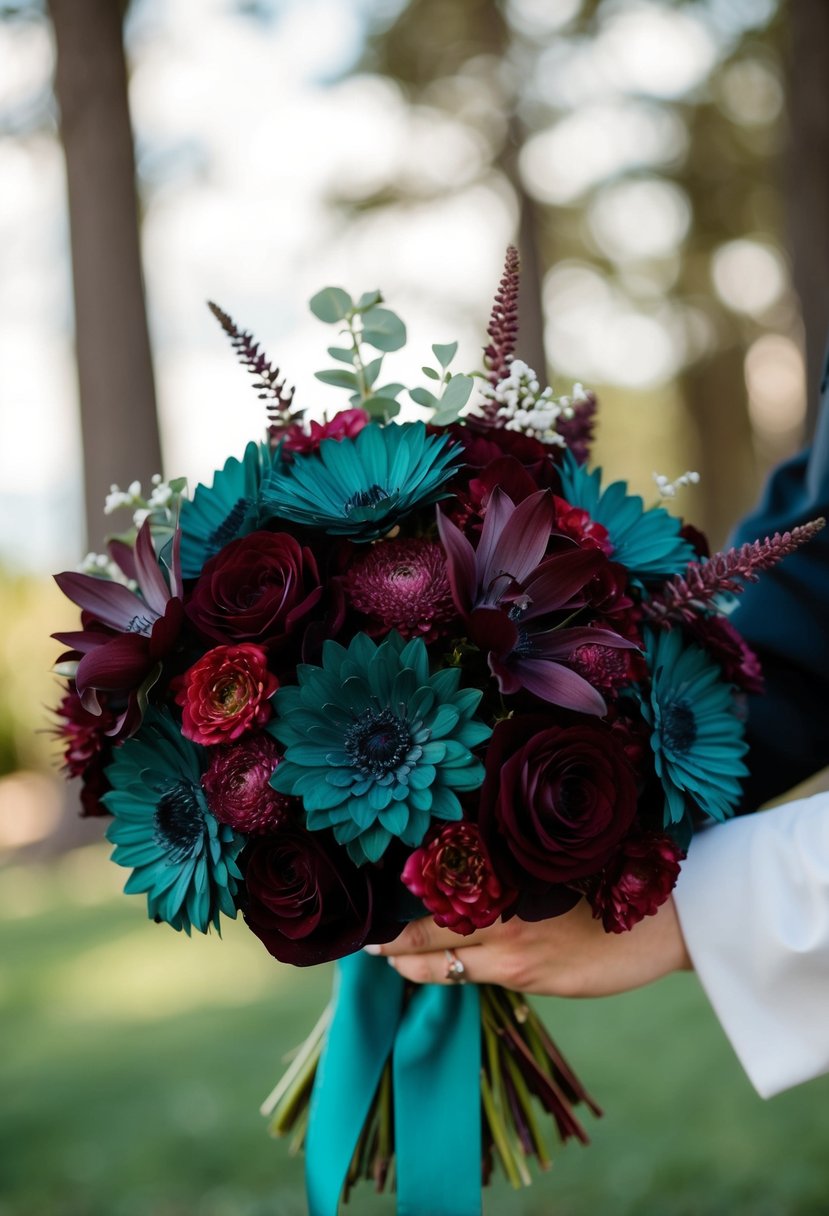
[388,946,486,986]
[367,916,490,957]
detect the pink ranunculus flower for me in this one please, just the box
[402,821,515,936]
[590,833,685,934]
[175,643,278,746]
[279,408,370,455]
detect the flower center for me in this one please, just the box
[208,498,249,550]
[344,707,412,777]
[154,781,205,862]
[344,484,390,515]
[662,699,697,756]
[211,675,249,715]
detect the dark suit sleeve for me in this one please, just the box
[730,347,829,809]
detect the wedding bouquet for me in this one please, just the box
[51,248,821,1216]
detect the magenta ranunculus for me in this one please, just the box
[279,408,370,455]
[589,833,685,933]
[402,821,516,935]
[243,826,399,965]
[343,538,456,641]
[185,530,322,646]
[201,734,294,834]
[479,714,639,919]
[175,643,278,746]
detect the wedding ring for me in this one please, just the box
[444,948,467,984]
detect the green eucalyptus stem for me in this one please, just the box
[503,1050,552,1172]
[373,1060,394,1191]
[262,1002,330,1134]
[480,1062,523,1190]
[345,314,373,406]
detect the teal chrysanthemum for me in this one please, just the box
[103,709,244,933]
[180,440,271,579]
[261,422,460,541]
[268,632,491,865]
[639,627,748,828]
[558,450,695,580]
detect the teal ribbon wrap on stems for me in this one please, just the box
[305,951,482,1216]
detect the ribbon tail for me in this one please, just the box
[394,982,482,1216]
[305,952,405,1216]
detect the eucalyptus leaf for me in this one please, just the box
[410,386,440,409]
[309,287,352,324]
[356,290,383,312]
[315,368,359,390]
[364,395,401,420]
[432,341,458,369]
[327,346,356,364]
[375,383,406,399]
[361,307,407,352]
[363,356,384,388]
[422,366,441,380]
[431,374,474,425]
[168,476,188,495]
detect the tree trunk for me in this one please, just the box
[785,0,829,435]
[49,0,162,551]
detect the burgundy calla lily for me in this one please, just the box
[438,488,637,714]
[52,522,184,736]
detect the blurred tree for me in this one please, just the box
[49,0,161,550]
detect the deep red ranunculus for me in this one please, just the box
[552,497,613,555]
[479,714,639,920]
[243,827,399,965]
[186,530,322,647]
[201,734,295,834]
[401,821,516,935]
[175,643,278,745]
[589,833,685,933]
[277,408,370,455]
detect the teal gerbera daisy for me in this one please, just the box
[261,422,460,541]
[558,450,695,581]
[103,709,245,933]
[180,440,271,579]
[268,632,491,865]
[639,627,748,829]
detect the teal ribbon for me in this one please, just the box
[305,951,482,1216]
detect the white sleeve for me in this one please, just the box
[673,792,829,1098]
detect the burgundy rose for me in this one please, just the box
[278,408,369,455]
[243,826,398,965]
[186,530,322,647]
[202,734,295,834]
[402,821,516,935]
[688,615,764,694]
[175,643,278,746]
[589,833,684,933]
[479,715,639,919]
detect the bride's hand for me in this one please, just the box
[366,897,692,996]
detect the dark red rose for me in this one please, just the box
[186,530,322,646]
[202,734,295,834]
[401,821,516,935]
[479,714,639,919]
[687,615,764,694]
[589,832,684,933]
[243,827,399,965]
[175,643,278,746]
[277,408,370,455]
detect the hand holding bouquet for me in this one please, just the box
[51,249,822,1215]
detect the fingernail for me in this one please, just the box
[363,944,381,955]
[387,957,397,969]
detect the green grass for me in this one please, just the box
[1,845,828,1216]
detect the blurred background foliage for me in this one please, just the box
[1,1,829,1213]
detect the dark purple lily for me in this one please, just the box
[438,488,637,715]
[53,522,184,736]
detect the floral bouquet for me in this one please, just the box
[51,248,821,1216]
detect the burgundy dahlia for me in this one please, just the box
[569,638,637,693]
[590,833,685,934]
[402,821,516,935]
[175,643,278,746]
[53,685,118,779]
[202,734,294,834]
[186,530,322,647]
[343,539,456,640]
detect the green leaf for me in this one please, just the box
[432,341,458,369]
[309,287,352,324]
[432,374,474,425]
[410,386,439,409]
[422,366,441,380]
[315,368,359,390]
[363,356,384,389]
[364,396,401,421]
[167,476,188,495]
[53,660,79,679]
[356,290,383,312]
[361,308,407,352]
[327,346,356,364]
[375,383,406,399]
